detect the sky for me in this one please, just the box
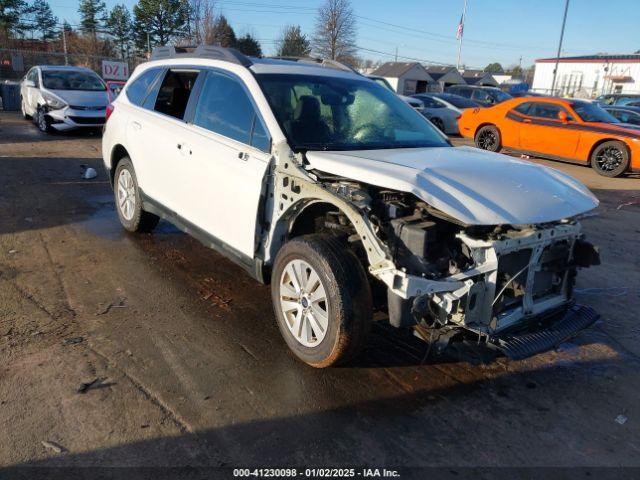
[47,0,640,69]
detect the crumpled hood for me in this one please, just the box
[305,146,599,225]
[47,89,108,108]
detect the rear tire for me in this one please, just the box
[431,117,445,133]
[474,125,502,152]
[21,98,30,119]
[590,141,629,177]
[271,235,372,368]
[114,157,159,233]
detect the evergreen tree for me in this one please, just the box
[78,0,106,36]
[133,0,189,52]
[107,4,132,58]
[1,0,28,37]
[206,14,234,47]
[32,0,58,40]
[277,25,310,57]
[484,62,504,73]
[235,33,261,56]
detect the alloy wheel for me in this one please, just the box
[478,129,497,150]
[117,169,136,221]
[279,259,329,347]
[595,146,623,172]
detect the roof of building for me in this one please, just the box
[424,66,457,81]
[536,54,640,64]
[460,69,495,84]
[371,62,423,78]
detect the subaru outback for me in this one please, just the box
[102,46,601,367]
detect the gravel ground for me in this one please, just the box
[1,111,639,477]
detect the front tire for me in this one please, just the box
[114,157,159,232]
[35,107,52,133]
[271,235,372,368]
[474,125,502,152]
[590,141,629,177]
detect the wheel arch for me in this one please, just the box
[109,144,130,186]
[474,122,499,138]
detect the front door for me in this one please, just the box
[177,70,272,258]
[518,102,582,159]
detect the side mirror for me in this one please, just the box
[557,111,569,123]
[24,80,35,88]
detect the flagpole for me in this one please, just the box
[456,0,468,71]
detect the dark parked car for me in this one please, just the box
[446,85,512,107]
[596,94,640,106]
[603,105,640,127]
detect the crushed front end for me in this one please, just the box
[363,188,601,362]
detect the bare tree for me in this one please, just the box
[189,0,214,44]
[313,0,356,62]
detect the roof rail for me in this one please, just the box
[150,45,253,67]
[269,56,360,75]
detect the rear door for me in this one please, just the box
[518,102,582,159]
[126,68,201,213]
[176,69,272,257]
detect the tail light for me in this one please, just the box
[105,104,115,122]
[456,115,461,120]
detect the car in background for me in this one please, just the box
[367,75,424,111]
[602,105,640,127]
[596,93,640,106]
[20,65,108,133]
[512,91,546,98]
[425,92,480,110]
[411,93,462,134]
[458,96,640,177]
[446,84,513,107]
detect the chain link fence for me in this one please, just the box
[0,48,146,81]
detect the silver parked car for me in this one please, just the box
[20,65,108,133]
[411,93,463,134]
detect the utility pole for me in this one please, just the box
[62,25,69,65]
[456,0,468,71]
[550,0,570,96]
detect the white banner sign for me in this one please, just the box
[101,61,129,81]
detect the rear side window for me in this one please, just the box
[154,69,200,120]
[528,103,568,120]
[457,88,472,99]
[126,68,162,106]
[514,102,532,115]
[193,71,270,151]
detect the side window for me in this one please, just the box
[193,71,270,151]
[153,69,199,120]
[28,69,39,87]
[514,102,532,115]
[458,88,472,99]
[528,103,570,120]
[421,97,439,108]
[126,68,162,107]
[472,89,490,102]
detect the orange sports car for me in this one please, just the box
[458,97,640,177]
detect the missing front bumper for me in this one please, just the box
[491,304,599,360]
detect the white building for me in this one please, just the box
[532,54,640,98]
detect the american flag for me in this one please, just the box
[456,14,464,40]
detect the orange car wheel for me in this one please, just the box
[590,141,630,178]
[474,125,502,152]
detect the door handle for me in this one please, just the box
[238,152,249,161]
[131,121,142,130]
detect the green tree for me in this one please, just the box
[206,14,235,47]
[78,0,106,36]
[107,4,133,58]
[32,0,58,40]
[506,65,523,77]
[0,0,28,37]
[133,0,189,52]
[235,33,261,56]
[313,0,357,62]
[277,25,310,57]
[484,62,504,73]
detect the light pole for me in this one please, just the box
[550,0,570,96]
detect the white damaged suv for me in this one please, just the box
[102,46,601,367]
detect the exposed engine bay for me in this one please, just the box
[296,171,601,361]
